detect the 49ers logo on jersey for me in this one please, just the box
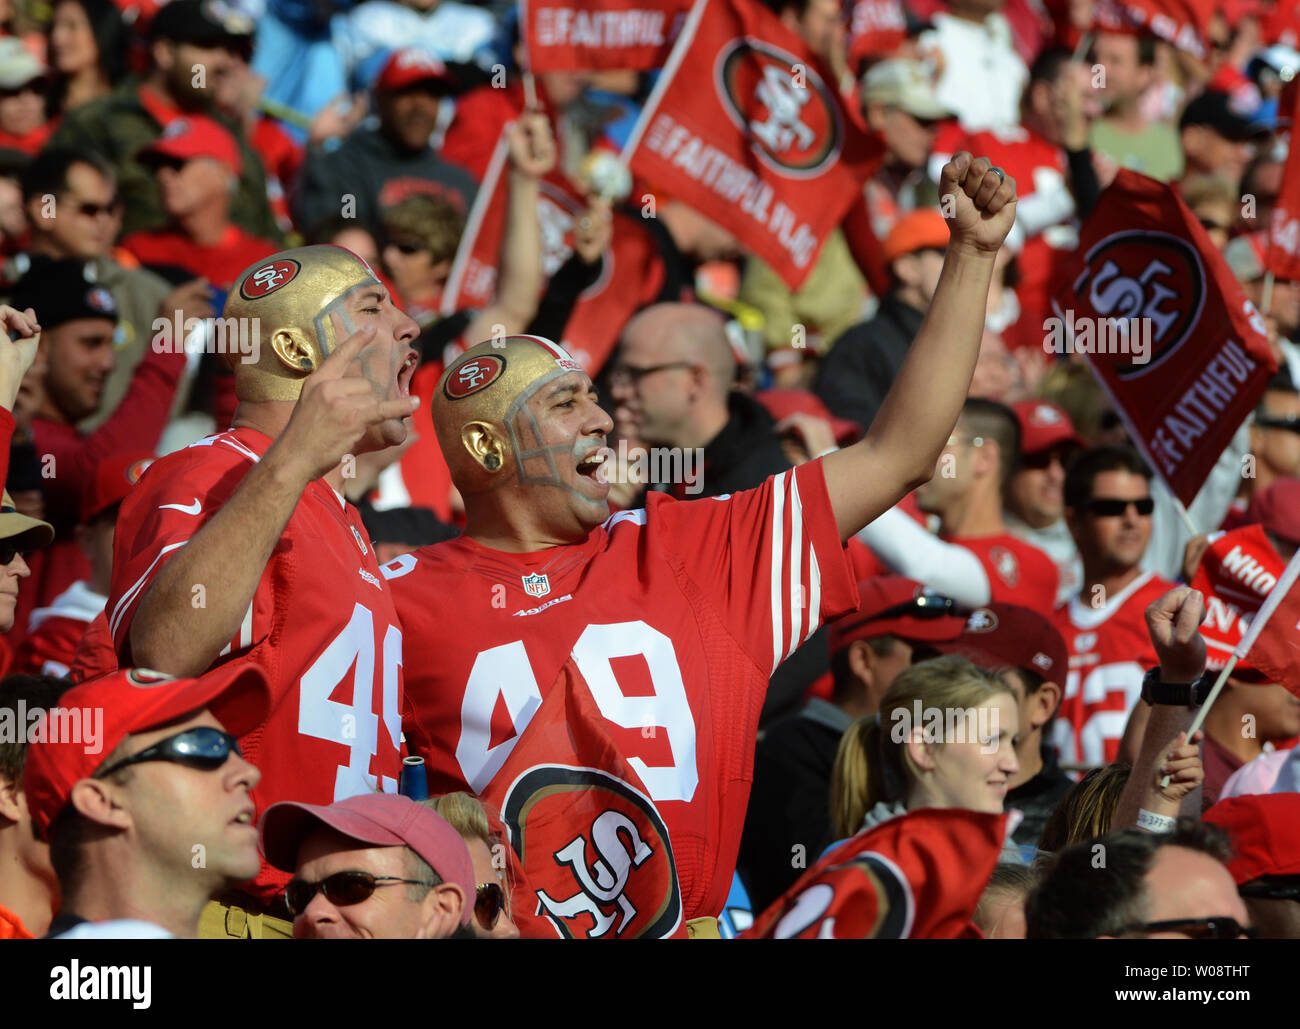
[502,765,682,939]
[445,355,505,399]
[1072,231,1204,379]
[239,259,300,299]
[715,40,842,178]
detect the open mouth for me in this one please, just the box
[576,446,610,485]
[231,808,255,827]
[397,350,417,398]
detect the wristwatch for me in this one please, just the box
[1141,666,1212,707]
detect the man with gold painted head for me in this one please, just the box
[103,243,421,939]
[385,155,1022,938]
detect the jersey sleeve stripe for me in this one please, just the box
[794,470,824,646]
[770,470,789,670]
[108,540,188,643]
[785,472,804,662]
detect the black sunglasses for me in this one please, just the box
[475,881,505,930]
[1086,497,1154,517]
[0,543,28,566]
[284,870,428,917]
[1256,414,1300,435]
[834,594,961,638]
[1116,917,1258,940]
[95,726,241,779]
[1238,877,1300,901]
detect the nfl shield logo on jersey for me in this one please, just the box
[522,572,550,598]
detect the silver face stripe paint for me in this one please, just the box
[311,278,382,358]
[502,367,605,505]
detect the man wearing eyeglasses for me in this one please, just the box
[13,146,213,434]
[21,664,270,939]
[259,793,475,939]
[1026,819,1254,939]
[1052,445,1174,770]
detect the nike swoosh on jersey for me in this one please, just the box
[159,499,203,515]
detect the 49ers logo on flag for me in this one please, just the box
[502,765,682,939]
[1052,171,1275,507]
[445,354,505,399]
[1267,83,1300,282]
[240,259,300,299]
[716,40,841,177]
[1070,232,1204,379]
[623,0,881,288]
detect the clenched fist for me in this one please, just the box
[939,151,1017,256]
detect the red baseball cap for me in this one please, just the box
[828,576,966,657]
[1246,477,1300,549]
[882,209,949,264]
[139,115,242,176]
[1203,794,1300,884]
[932,603,1068,683]
[375,48,452,95]
[259,793,475,925]
[1013,401,1085,456]
[22,663,270,841]
[80,450,154,524]
[756,388,863,447]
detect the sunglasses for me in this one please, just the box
[1116,917,1258,940]
[1238,878,1300,901]
[95,726,241,779]
[0,543,28,566]
[475,881,505,930]
[1086,497,1154,517]
[1256,415,1300,435]
[284,870,428,917]
[77,200,120,218]
[1020,447,1074,471]
[835,594,962,638]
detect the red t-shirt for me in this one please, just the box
[387,462,858,936]
[1052,570,1176,769]
[950,532,1060,611]
[120,225,278,290]
[106,429,406,903]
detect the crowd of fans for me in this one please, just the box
[0,0,1296,941]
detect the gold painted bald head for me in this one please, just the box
[225,245,384,402]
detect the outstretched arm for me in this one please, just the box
[822,153,1016,540]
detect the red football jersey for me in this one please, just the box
[1052,571,1175,769]
[16,581,103,677]
[951,532,1060,611]
[388,463,857,936]
[745,808,1006,938]
[106,429,406,903]
[70,611,117,683]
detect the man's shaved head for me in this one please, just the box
[614,303,737,448]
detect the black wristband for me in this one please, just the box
[1141,666,1212,706]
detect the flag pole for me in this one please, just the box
[1261,271,1275,316]
[1162,547,1300,785]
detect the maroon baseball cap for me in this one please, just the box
[23,664,270,840]
[259,793,475,925]
[828,576,967,656]
[1013,401,1085,456]
[1204,794,1300,884]
[932,603,1068,682]
[80,450,154,524]
[1246,477,1300,549]
[139,115,242,176]
[375,48,452,94]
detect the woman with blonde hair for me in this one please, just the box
[425,792,520,939]
[830,654,1021,840]
[748,656,1023,938]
